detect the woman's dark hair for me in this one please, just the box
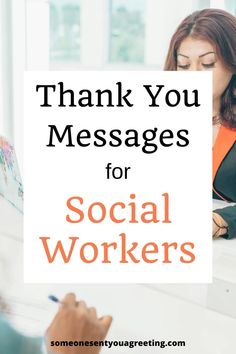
[164,9,236,128]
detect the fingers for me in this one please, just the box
[78,300,87,311]
[100,315,113,332]
[60,293,112,335]
[88,306,97,317]
[61,294,89,312]
[62,293,77,307]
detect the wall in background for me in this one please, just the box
[0,0,235,169]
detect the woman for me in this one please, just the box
[164,8,236,239]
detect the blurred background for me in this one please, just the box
[0,0,235,170]
[0,2,236,350]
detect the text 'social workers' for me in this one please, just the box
[36,81,201,265]
[40,193,195,265]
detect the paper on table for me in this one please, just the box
[0,136,23,213]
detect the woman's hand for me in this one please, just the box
[212,212,228,238]
[45,293,112,354]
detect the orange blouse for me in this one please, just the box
[213,125,236,201]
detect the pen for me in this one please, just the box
[48,295,63,305]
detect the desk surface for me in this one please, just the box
[6,284,236,354]
[1,198,236,354]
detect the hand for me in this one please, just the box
[45,293,112,354]
[212,212,228,238]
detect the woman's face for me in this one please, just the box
[177,37,233,103]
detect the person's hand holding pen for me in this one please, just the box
[45,293,112,354]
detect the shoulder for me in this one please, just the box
[0,315,43,354]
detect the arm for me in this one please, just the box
[213,205,236,239]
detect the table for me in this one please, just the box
[1,196,236,353]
